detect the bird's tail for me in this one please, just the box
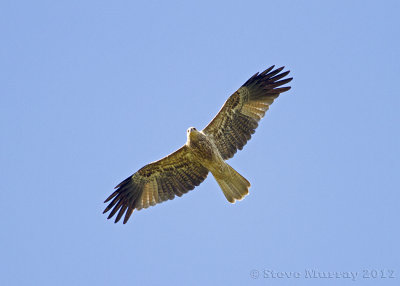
[213,163,250,203]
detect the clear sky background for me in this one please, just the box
[1,0,399,285]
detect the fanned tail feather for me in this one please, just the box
[213,164,250,203]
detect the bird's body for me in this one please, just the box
[187,128,250,203]
[104,65,292,223]
[187,128,216,165]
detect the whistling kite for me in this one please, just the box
[104,66,292,223]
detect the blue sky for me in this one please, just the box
[1,0,399,285]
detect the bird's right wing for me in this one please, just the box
[103,145,209,224]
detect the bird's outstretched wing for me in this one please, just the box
[104,145,208,224]
[202,66,292,160]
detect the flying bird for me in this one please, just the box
[104,65,292,223]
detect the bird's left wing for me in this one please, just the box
[103,145,208,224]
[202,66,292,160]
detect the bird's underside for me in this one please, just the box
[104,65,292,223]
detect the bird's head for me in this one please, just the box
[186,127,198,141]
[187,127,197,133]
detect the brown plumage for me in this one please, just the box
[104,66,292,223]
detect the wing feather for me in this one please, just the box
[203,66,292,159]
[103,145,209,223]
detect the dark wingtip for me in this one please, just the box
[243,72,260,86]
[275,86,292,93]
[114,205,127,223]
[282,77,293,85]
[269,70,290,81]
[273,66,285,74]
[104,191,118,203]
[114,176,133,189]
[260,65,275,76]
[123,207,135,224]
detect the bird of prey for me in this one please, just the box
[104,65,292,223]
